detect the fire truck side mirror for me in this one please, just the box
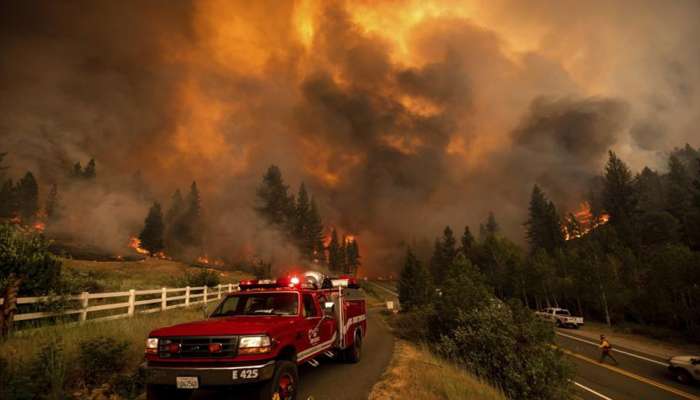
[323,302,335,317]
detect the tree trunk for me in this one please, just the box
[1,273,22,339]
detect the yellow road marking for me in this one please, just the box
[558,347,700,400]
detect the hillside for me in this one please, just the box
[61,257,253,292]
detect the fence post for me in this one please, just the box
[80,291,89,323]
[228,283,232,293]
[217,284,222,299]
[128,289,135,317]
[185,286,190,307]
[161,287,167,310]
[203,286,208,304]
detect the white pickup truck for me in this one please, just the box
[536,307,583,329]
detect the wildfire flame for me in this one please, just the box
[344,235,356,245]
[564,202,610,241]
[128,236,150,255]
[33,221,46,232]
[196,255,225,266]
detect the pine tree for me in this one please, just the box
[460,225,475,259]
[666,155,692,221]
[0,152,7,180]
[525,185,564,253]
[45,183,61,221]
[164,189,184,249]
[165,189,184,225]
[17,172,38,221]
[0,179,17,218]
[139,202,165,255]
[430,226,457,284]
[486,212,499,236]
[183,181,203,246]
[83,158,96,179]
[339,239,349,274]
[346,239,361,275]
[255,165,294,228]
[294,183,311,258]
[602,151,637,226]
[328,228,341,272]
[72,162,83,179]
[307,198,325,263]
[398,249,432,311]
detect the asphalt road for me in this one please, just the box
[190,307,394,400]
[555,329,700,400]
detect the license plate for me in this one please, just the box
[176,376,199,389]
[232,368,259,380]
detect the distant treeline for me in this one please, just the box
[404,144,700,341]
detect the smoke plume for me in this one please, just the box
[1,0,699,273]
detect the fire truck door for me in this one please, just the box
[301,293,324,352]
[316,294,337,344]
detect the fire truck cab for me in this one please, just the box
[143,272,367,400]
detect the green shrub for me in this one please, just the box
[77,336,129,385]
[437,301,573,400]
[184,268,220,287]
[0,224,62,296]
[390,306,434,341]
[0,356,33,400]
[111,367,146,400]
[28,339,67,400]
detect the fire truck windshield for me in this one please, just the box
[211,292,299,317]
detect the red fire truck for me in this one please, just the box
[143,272,367,400]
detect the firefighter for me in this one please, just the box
[598,334,618,365]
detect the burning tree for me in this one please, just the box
[139,202,165,255]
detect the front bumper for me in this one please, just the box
[145,360,276,386]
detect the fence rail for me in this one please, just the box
[0,283,239,326]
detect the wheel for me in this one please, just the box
[146,384,193,400]
[259,360,298,400]
[555,320,563,328]
[342,331,362,364]
[673,368,693,384]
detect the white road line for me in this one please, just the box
[556,331,668,367]
[366,282,398,297]
[573,381,614,400]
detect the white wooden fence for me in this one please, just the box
[0,283,239,326]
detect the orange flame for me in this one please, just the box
[128,236,150,255]
[33,221,46,232]
[564,202,610,241]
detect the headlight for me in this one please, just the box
[239,335,272,354]
[145,338,159,354]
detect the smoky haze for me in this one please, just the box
[1,0,699,274]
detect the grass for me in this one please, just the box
[61,257,253,291]
[1,307,204,370]
[369,340,505,400]
[363,282,504,400]
[1,307,206,399]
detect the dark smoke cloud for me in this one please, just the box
[1,0,699,273]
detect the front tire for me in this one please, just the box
[146,384,193,400]
[259,361,298,400]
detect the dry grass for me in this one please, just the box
[1,307,205,372]
[369,340,505,400]
[62,257,252,291]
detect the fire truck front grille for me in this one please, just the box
[158,336,239,358]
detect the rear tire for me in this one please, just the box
[146,384,193,400]
[343,331,362,363]
[258,361,298,400]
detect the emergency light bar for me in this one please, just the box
[238,275,316,291]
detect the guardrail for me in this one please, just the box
[0,283,239,326]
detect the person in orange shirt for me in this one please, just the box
[598,334,618,365]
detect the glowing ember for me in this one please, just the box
[33,221,46,232]
[344,235,356,244]
[564,202,610,241]
[128,236,150,255]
